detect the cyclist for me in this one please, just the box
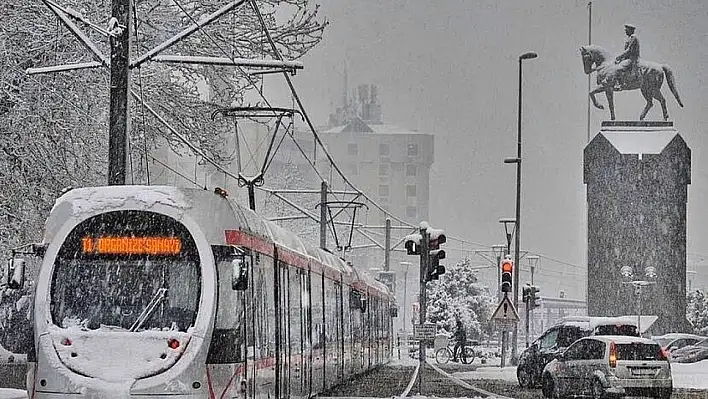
[452,317,467,362]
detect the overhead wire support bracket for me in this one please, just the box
[211,106,302,120]
[315,201,368,254]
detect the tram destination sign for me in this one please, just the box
[413,323,436,341]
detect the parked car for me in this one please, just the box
[670,337,708,363]
[651,333,703,354]
[517,316,642,388]
[542,335,672,399]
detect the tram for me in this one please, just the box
[5,185,395,398]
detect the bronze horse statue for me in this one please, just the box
[579,45,683,121]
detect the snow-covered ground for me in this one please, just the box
[0,389,26,399]
[453,366,518,383]
[671,359,708,390]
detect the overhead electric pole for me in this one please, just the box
[108,0,132,185]
[320,180,328,249]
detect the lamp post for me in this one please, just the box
[504,50,538,364]
[687,270,697,292]
[620,265,657,336]
[527,255,540,286]
[400,261,412,334]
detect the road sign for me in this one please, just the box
[413,323,436,341]
[491,295,520,323]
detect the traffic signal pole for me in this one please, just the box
[417,224,429,394]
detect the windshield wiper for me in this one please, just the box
[129,288,167,332]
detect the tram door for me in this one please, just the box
[302,269,312,397]
[288,267,303,397]
[276,261,290,398]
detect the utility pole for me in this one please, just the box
[108,0,132,185]
[320,181,328,249]
[384,218,391,271]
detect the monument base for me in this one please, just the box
[584,120,691,334]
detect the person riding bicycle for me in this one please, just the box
[452,317,467,362]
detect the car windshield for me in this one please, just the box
[653,337,674,347]
[595,324,638,336]
[616,342,663,361]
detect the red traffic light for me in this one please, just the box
[501,260,513,273]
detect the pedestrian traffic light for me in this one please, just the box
[404,233,422,255]
[522,283,531,303]
[426,249,446,282]
[501,256,513,293]
[530,285,541,308]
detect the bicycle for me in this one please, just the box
[435,340,477,364]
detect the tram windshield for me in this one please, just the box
[49,211,201,333]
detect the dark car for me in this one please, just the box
[517,316,640,388]
[670,337,708,363]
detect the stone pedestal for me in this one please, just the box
[584,121,691,334]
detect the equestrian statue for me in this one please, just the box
[579,23,683,121]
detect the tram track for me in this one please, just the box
[318,361,708,398]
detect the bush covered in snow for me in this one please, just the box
[425,258,496,340]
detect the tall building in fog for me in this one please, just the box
[320,83,434,225]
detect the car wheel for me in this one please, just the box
[542,374,557,398]
[517,365,532,388]
[592,378,605,399]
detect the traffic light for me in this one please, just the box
[428,228,447,250]
[427,249,446,282]
[522,283,531,303]
[404,233,422,255]
[530,285,541,308]
[501,256,513,293]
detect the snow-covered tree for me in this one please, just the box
[0,0,326,256]
[686,290,708,335]
[426,258,496,340]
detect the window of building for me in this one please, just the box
[406,164,417,177]
[379,185,389,197]
[347,143,358,156]
[407,143,419,156]
[379,163,390,176]
[406,184,417,198]
[379,143,389,156]
[406,206,417,218]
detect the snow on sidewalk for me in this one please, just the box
[671,360,708,390]
[453,366,518,383]
[0,389,26,399]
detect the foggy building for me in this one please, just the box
[584,121,691,334]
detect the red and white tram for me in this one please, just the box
[8,185,394,398]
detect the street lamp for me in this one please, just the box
[527,255,540,285]
[499,218,517,255]
[504,50,538,364]
[620,265,657,336]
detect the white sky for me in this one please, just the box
[266,0,708,298]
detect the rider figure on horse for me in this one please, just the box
[614,23,640,90]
